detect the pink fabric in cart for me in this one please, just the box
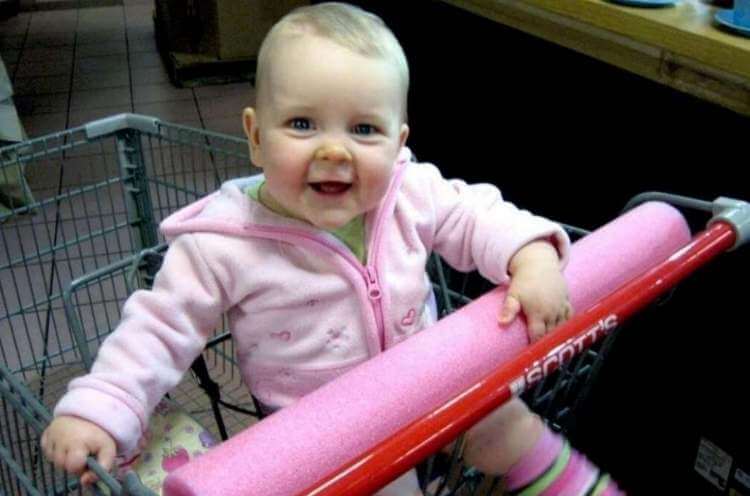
[163,202,691,496]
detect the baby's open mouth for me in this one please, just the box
[309,182,352,195]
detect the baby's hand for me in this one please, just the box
[41,415,116,486]
[498,241,573,342]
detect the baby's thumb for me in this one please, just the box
[96,438,116,472]
[498,295,521,325]
[80,438,116,486]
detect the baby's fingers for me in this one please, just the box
[41,430,52,461]
[550,303,573,329]
[527,315,547,342]
[498,295,521,325]
[96,438,116,473]
[80,469,99,487]
[557,303,573,326]
[79,434,116,485]
[64,446,90,475]
[51,443,69,473]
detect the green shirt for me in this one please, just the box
[246,181,367,263]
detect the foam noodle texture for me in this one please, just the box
[164,202,691,496]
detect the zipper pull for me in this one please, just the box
[366,266,382,301]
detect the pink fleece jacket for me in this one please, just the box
[54,148,569,454]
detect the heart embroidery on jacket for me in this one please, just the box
[401,308,417,326]
[326,326,349,353]
[270,331,292,342]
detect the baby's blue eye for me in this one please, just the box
[352,124,376,135]
[290,118,312,130]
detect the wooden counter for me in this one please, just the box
[440,0,750,116]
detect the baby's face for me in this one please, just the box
[244,34,409,230]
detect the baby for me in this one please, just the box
[43,3,621,495]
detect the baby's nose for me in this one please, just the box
[314,143,352,162]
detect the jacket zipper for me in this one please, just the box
[244,225,387,352]
[237,159,407,353]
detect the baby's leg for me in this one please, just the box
[462,398,624,494]
[462,397,543,475]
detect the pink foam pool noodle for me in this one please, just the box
[164,202,691,496]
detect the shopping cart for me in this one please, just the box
[1,114,252,495]
[1,114,745,496]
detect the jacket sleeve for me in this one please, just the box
[418,162,570,284]
[53,234,229,455]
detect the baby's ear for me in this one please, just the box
[399,123,410,149]
[242,108,262,164]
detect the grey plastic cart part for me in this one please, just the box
[623,192,714,213]
[710,197,750,251]
[85,113,160,139]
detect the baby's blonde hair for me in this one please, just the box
[256,2,409,120]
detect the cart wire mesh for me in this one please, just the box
[1,114,251,495]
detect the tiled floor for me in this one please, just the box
[1,0,254,139]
